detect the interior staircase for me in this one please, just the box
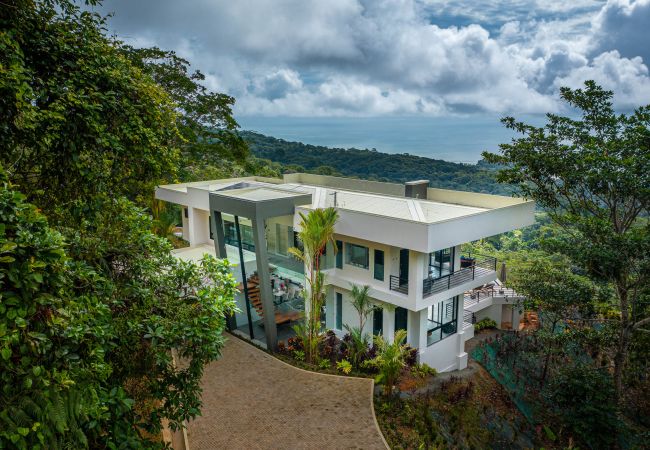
[238,274,300,326]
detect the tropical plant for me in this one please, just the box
[343,325,369,369]
[289,208,338,363]
[337,359,353,374]
[473,318,497,332]
[349,284,375,331]
[368,329,410,397]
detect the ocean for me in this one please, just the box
[238,115,547,164]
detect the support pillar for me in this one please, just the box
[383,307,395,343]
[252,216,277,350]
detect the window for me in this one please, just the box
[429,247,455,279]
[346,243,369,269]
[427,296,458,346]
[335,240,343,269]
[374,249,384,281]
[336,293,343,330]
[395,307,408,332]
[373,308,383,336]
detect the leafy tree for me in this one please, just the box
[123,46,249,178]
[544,364,620,448]
[1,0,241,446]
[484,81,650,397]
[289,208,338,363]
[1,0,180,214]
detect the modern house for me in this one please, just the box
[155,173,534,372]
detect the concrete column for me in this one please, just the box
[325,287,335,330]
[408,250,424,303]
[181,207,190,242]
[454,245,461,272]
[187,207,196,246]
[252,216,277,350]
[212,211,227,259]
[383,307,395,343]
[407,308,428,351]
[456,295,468,370]
[407,309,419,348]
[188,207,210,247]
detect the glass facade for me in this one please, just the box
[429,247,455,279]
[395,306,408,332]
[374,249,384,281]
[336,292,343,330]
[373,307,383,336]
[427,296,458,346]
[335,240,343,269]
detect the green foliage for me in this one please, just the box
[0,1,241,446]
[0,0,180,213]
[241,131,511,194]
[343,325,369,370]
[317,359,331,370]
[0,170,109,448]
[349,283,375,331]
[484,81,650,397]
[545,364,620,448]
[289,208,338,364]
[122,46,249,179]
[410,363,437,378]
[368,329,409,397]
[473,318,497,332]
[336,359,352,375]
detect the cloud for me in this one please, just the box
[592,0,650,62]
[94,0,650,116]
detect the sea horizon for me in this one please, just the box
[238,114,547,164]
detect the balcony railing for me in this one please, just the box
[422,255,497,299]
[389,275,409,294]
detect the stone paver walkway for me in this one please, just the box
[187,335,388,449]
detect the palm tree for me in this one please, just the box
[369,329,409,397]
[288,207,338,363]
[349,284,374,332]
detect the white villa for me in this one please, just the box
[155,173,534,372]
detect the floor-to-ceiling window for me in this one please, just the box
[429,247,455,279]
[427,296,458,345]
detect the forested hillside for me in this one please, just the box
[241,131,510,194]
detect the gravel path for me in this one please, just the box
[186,335,388,449]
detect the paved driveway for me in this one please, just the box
[187,335,388,449]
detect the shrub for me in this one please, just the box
[337,359,353,374]
[474,318,497,332]
[293,350,305,362]
[411,363,437,378]
[404,345,419,367]
[318,359,331,370]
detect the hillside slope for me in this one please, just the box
[241,131,509,195]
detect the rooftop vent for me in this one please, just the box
[404,180,429,199]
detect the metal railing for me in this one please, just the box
[422,255,497,298]
[389,275,409,294]
[463,310,476,328]
[464,285,522,307]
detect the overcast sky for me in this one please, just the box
[95,0,650,117]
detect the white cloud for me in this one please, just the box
[94,0,650,116]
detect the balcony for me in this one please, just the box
[389,275,409,294]
[422,255,497,299]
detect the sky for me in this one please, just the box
[94,0,650,118]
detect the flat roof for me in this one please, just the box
[157,173,530,225]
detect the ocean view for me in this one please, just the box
[239,115,546,164]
